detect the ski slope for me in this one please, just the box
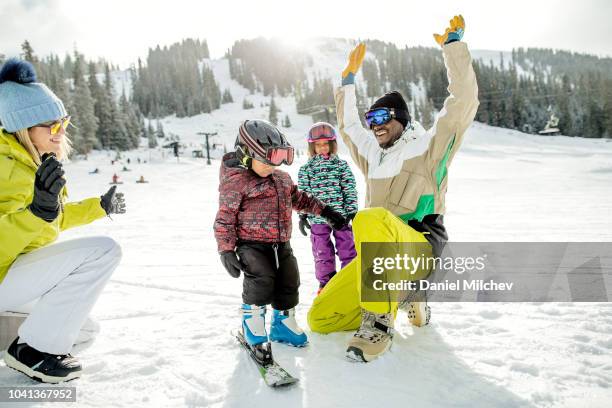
[0,121,611,408]
[1,44,612,407]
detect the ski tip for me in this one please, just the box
[270,378,299,387]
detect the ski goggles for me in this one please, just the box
[34,116,71,135]
[265,146,294,166]
[307,123,336,142]
[364,108,409,128]
[238,121,294,166]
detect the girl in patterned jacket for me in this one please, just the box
[298,122,358,293]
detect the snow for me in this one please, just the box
[93,69,133,99]
[1,52,612,408]
[471,49,514,69]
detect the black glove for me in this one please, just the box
[346,212,357,222]
[298,214,311,236]
[29,153,65,222]
[220,250,245,278]
[321,206,347,231]
[100,185,126,215]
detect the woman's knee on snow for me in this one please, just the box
[99,236,122,267]
[83,236,122,278]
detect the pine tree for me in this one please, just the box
[63,53,73,78]
[156,120,165,138]
[142,118,149,140]
[148,127,158,148]
[21,40,38,64]
[147,122,155,140]
[103,64,129,150]
[268,96,278,125]
[120,91,141,148]
[242,98,254,109]
[557,74,573,135]
[89,62,114,149]
[70,51,99,154]
[222,88,234,103]
[283,114,292,128]
[603,79,612,138]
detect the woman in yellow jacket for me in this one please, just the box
[0,59,125,383]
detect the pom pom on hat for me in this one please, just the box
[0,58,37,85]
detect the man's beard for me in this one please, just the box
[378,134,401,149]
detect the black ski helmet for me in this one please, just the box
[235,119,293,167]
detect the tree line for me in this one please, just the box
[131,39,224,118]
[230,38,612,138]
[17,41,143,154]
[5,37,610,158]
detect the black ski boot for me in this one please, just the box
[4,338,82,383]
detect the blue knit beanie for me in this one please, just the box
[0,58,67,133]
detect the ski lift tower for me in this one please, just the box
[197,132,218,165]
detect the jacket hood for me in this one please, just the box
[220,151,247,180]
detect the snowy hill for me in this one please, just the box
[1,38,611,408]
[1,118,610,407]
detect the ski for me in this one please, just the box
[233,330,299,387]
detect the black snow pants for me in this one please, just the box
[236,241,300,310]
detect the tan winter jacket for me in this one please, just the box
[335,41,479,223]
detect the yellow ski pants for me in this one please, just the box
[307,207,431,333]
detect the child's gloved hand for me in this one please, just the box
[321,206,347,230]
[220,250,245,278]
[341,43,366,86]
[433,15,465,47]
[298,214,311,236]
[346,212,357,223]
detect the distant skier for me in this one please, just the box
[89,168,100,174]
[136,175,149,184]
[0,59,126,383]
[308,15,479,362]
[214,120,346,350]
[298,122,358,293]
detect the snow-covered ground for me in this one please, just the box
[1,47,612,407]
[1,121,611,408]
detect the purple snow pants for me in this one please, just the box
[310,224,357,287]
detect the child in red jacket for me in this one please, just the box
[214,120,346,349]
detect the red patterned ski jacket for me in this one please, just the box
[214,153,326,252]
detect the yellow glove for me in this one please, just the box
[433,15,465,47]
[341,43,366,85]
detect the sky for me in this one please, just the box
[1,0,611,68]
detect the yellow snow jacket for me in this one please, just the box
[0,129,107,283]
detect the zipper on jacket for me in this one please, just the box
[274,176,281,269]
[272,243,279,269]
